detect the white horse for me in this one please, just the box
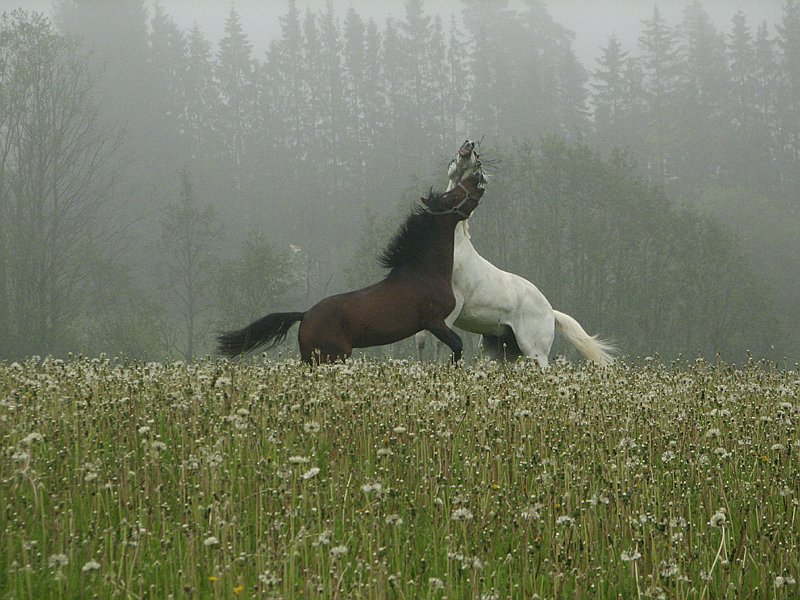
[415,140,615,368]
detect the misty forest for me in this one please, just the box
[1,0,799,364]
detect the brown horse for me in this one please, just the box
[217,168,486,364]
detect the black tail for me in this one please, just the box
[217,312,305,356]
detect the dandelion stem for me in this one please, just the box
[700,525,726,600]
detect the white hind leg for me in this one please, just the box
[516,333,552,369]
[510,316,555,369]
[415,331,429,361]
[480,333,523,362]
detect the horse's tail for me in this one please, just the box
[217,312,305,357]
[553,310,616,366]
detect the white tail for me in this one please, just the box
[553,310,616,366]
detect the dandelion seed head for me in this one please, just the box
[20,432,43,446]
[451,508,474,521]
[621,550,641,562]
[259,570,279,586]
[11,450,30,462]
[428,577,445,589]
[385,513,403,526]
[361,482,383,494]
[47,554,69,568]
[773,575,795,588]
[303,421,320,433]
[659,561,680,579]
[709,509,727,528]
[81,559,101,572]
[302,467,320,480]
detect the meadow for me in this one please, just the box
[0,356,798,599]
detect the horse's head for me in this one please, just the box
[447,139,480,187]
[422,164,486,220]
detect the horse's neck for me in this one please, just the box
[418,220,458,278]
[454,220,476,254]
[447,154,479,268]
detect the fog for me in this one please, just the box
[0,0,797,363]
[3,1,785,63]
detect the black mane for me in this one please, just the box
[378,192,445,270]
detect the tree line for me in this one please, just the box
[0,1,797,362]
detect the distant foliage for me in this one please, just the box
[0,10,122,358]
[214,232,297,330]
[158,168,224,361]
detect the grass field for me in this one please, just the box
[1,356,798,599]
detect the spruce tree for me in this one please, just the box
[638,6,680,183]
[776,0,800,192]
[592,34,629,151]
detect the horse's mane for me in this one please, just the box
[378,192,444,270]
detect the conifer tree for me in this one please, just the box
[728,10,756,123]
[726,11,765,188]
[149,3,186,161]
[317,3,346,184]
[159,167,223,361]
[445,15,469,134]
[638,6,681,183]
[776,0,800,191]
[182,24,219,161]
[751,20,781,193]
[261,0,304,193]
[217,6,254,184]
[592,34,629,150]
[675,1,729,189]
[343,7,368,178]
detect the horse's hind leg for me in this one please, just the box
[512,323,554,369]
[427,321,463,364]
[481,330,524,362]
[415,330,447,362]
[415,331,430,362]
[302,346,352,365]
[300,332,352,365]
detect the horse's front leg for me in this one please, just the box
[427,321,463,364]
